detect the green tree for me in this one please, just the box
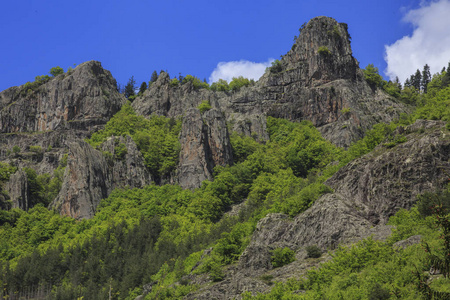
[138,81,147,95]
[210,79,230,92]
[124,76,136,99]
[150,70,158,84]
[411,69,422,91]
[229,76,254,91]
[363,64,383,88]
[49,66,64,77]
[422,64,431,93]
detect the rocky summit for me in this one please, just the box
[1,16,449,300]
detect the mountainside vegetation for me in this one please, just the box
[1,17,450,300]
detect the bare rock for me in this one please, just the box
[0,61,125,134]
[50,140,112,219]
[177,108,233,189]
[394,235,422,249]
[100,135,153,189]
[6,169,30,210]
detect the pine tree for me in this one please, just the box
[410,69,421,91]
[150,71,158,84]
[421,64,431,93]
[442,62,450,88]
[404,78,411,88]
[124,76,136,99]
[138,82,147,95]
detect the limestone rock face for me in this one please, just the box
[50,141,112,220]
[177,108,233,189]
[6,170,30,210]
[0,60,125,133]
[100,135,153,189]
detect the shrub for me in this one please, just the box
[0,162,17,182]
[49,66,64,77]
[198,100,212,114]
[269,60,282,73]
[182,75,209,90]
[318,46,331,56]
[229,76,254,91]
[12,146,21,154]
[114,143,128,160]
[29,145,43,153]
[210,79,230,92]
[306,245,322,258]
[341,107,351,115]
[170,78,179,87]
[271,247,296,268]
[363,64,383,88]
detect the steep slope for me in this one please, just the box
[184,120,450,299]
[0,61,127,215]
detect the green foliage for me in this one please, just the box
[229,76,255,91]
[88,102,181,182]
[271,247,296,268]
[150,70,158,84]
[317,46,331,56]
[306,245,322,258]
[341,107,351,115]
[383,80,402,98]
[114,142,128,160]
[182,75,209,89]
[417,190,450,218]
[210,79,230,91]
[138,81,147,95]
[269,59,282,73]
[197,100,212,113]
[363,64,383,88]
[49,66,64,77]
[169,78,179,87]
[29,145,43,154]
[0,162,17,182]
[230,132,262,163]
[124,76,136,99]
[12,145,20,154]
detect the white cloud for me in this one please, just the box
[209,59,274,83]
[384,0,450,82]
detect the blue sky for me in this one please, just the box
[1,0,449,92]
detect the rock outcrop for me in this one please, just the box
[132,17,409,148]
[0,61,125,133]
[177,108,233,189]
[6,169,30,210]
[185,120,450,299]
[100,135,153,189]
[50,141,112,220]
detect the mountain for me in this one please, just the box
[0,16,449,300]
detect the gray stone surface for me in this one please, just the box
[50,140,112,219]
[177,108,233,189]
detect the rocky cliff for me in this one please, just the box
[184,120,450,299]
[132,16,409,148]
[177,108,233,189]
[0,61,127,217]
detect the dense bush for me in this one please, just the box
[198,100,212,113]
[363,64,383,88]
[271,247,296,268]
[305,245,322,258]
